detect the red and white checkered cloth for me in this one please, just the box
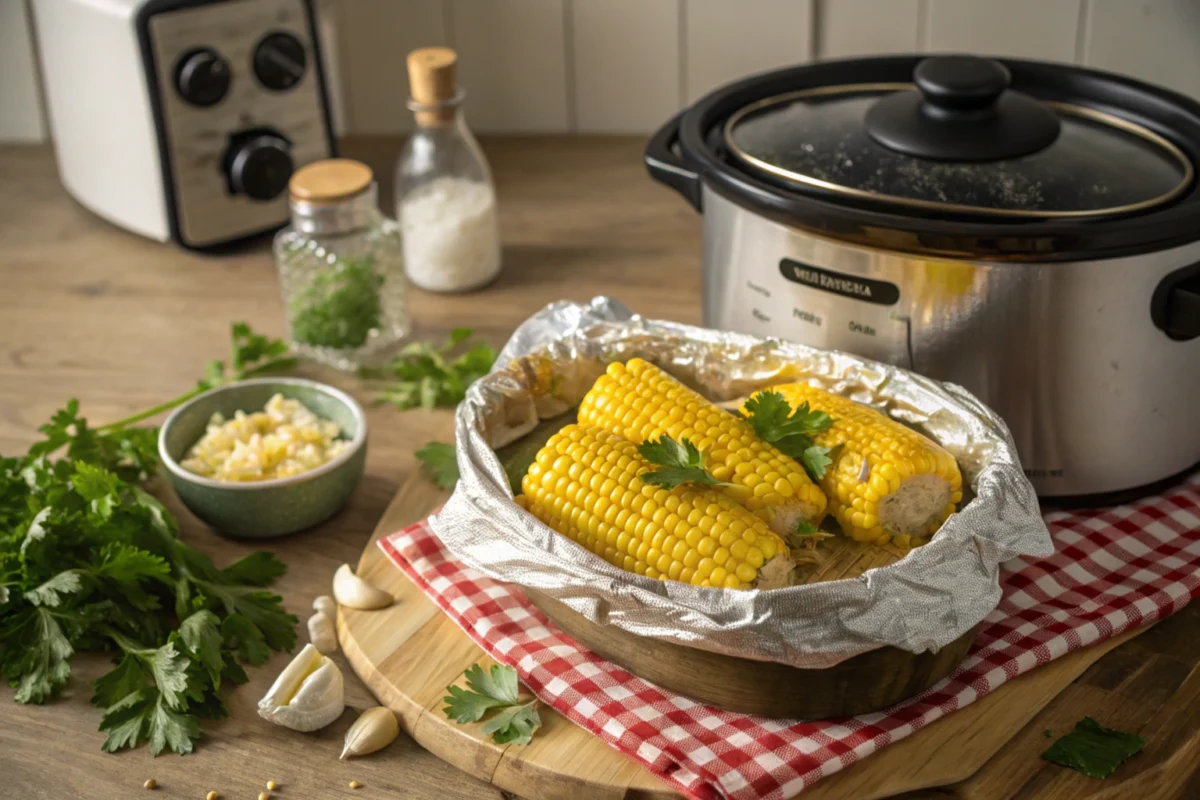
[380,473,1200,800]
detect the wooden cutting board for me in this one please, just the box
[337,472,1151,800]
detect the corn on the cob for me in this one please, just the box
[578,359,827,535]
[749,383,963,547]
[519,424,792,589]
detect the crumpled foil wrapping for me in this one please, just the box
[430,298,1053,669]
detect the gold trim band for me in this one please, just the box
[722,83,1194,220]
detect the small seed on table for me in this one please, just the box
[349,780,362,789]
[258,792,270,800]
[206,792,219,800]
[266,781,279,791]
[143,779,157,790]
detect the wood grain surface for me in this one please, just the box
[1,137,1197,799]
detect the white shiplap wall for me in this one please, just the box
[4,0,1200,141]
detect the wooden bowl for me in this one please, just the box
[525,588,976,718]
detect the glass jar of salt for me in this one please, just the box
[395,47,501,292]
[275,159,409,370]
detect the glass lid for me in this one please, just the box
[723,57,1193,219]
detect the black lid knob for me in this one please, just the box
[175,48,231,107]
[227,135,294,201]
[864,55,1061,161]
[914,56,1009,112]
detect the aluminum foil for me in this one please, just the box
[431,297,1053,669]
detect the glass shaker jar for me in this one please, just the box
[395,47,502,293]
[274,159,408,370]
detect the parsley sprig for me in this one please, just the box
[443,663,541,745]
[363,327,496,410]
[636,435,732,490]
[95,322,297,434]
[415,442,459,490]
[743,390,838,481]
[0,323,297,755]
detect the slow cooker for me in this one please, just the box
[646,54,1200,502]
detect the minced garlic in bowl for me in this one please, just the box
[181,393,348,482]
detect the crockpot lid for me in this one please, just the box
[724,55,1193,219]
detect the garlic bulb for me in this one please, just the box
[313,594,337,619]
[307,611,338,654]
[258,644,345,732]
[340,706,400,759]
[333,564,393,610]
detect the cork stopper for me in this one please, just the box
[289,159,374,203]
[407,47,458,126]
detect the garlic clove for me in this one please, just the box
[340,706,400,759]
[333,564,393,610]
[307,611,338,654]
[258,643,345,732]
[313,594,337,619]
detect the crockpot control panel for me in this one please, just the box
[733,258,914,368]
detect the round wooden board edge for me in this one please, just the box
[337,478,681,800]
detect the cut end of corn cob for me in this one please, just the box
[749,383,963,547]
[518,423,793,590]
[578,358,827,535]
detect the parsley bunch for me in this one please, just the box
[363,327,496,410]
[0,323,297,755]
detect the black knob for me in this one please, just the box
[914,56,1010,113]
[227,135,294,201]
[174,48,231,107]
[864,55,1061,162]
[253,32,307,91]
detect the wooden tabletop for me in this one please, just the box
[1,137,1197,800]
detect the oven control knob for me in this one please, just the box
[175,48,231,107]
[227,135,294,201]
[253,32,308,91]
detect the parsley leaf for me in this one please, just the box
[93,543,170,611]
[23,571,83,608]
[744,391,837,481]
[786,520,833,549]
[442,663,541,746]
[482,702,542,746]
[1041,717,1146,779]
[220,551,288,587]
[636,436,728,490]
[91,653,147,709]
[366,329,496,411]
[99,687,202,756]
[416,442,459,490]
[178,611,224,687]
[800,445,836,482]
[1,606,74,703]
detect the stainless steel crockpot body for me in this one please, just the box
[646,55,1200,501]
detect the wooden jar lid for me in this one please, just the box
[289,159,374,203]
[407,47,458,125]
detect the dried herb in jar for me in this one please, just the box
[289,256,384,349]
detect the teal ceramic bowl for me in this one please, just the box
[158,378,367,538]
